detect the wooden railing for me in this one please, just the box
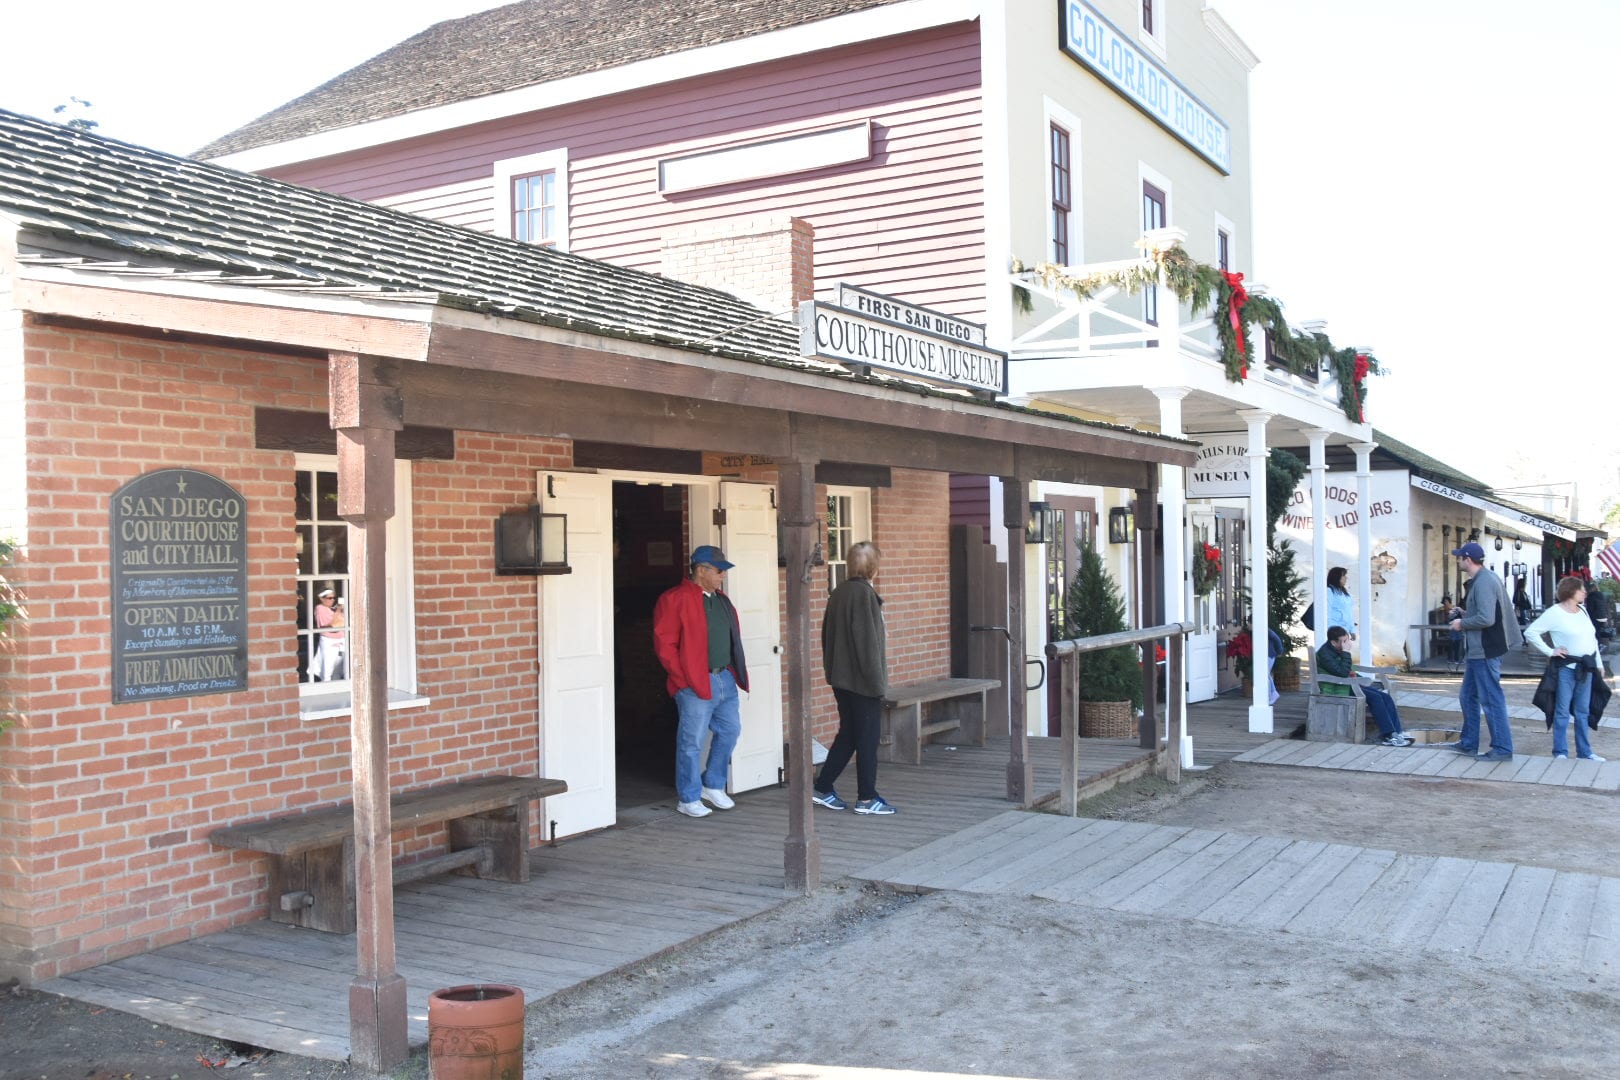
[1045,621,1195,815]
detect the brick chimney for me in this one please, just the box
[660,215,815,317]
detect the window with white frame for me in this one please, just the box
[1050,123,1072,266]
[1140,0,1167,56]
[1215,212,1236,273]
[1141,179,1167,325]
[493,148,570,251]
[293,455,418,711]
[825,486,873,591]
[1044,100,1084,268]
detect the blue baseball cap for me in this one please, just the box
[690,545,735,571]
[1451,542,1486,561]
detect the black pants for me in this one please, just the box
[818,688,881,801]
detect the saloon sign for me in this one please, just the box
[799,284,1007,396]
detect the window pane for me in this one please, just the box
[296,466,351,686]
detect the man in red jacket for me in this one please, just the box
[653,545,750,818]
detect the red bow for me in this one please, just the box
[1353,353,1370,421]
[1222,271,1249,377]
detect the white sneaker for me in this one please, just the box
[1581,754,1607,763]
[676,800,711,818]
[701,786,735,810]
[1553,753,1568,760]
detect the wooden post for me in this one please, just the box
[1001,478,1032,805]
[1164,627,1185,783]
[1135,487,1157,750]
[1059,647,1079,816]
[329,353,407,1072]
[778,459,821,892]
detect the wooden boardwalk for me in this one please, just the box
[38,720,1194,1061]
[1235,738,1620,790]
[855,812,1620,984]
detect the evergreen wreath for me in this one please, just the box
[1012,243,1384,424]
[1192,542,1222,597]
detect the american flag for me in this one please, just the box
[1598,543,1620,580]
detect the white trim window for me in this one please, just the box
[1044,99,1083,267]
[294,455,419,714]
[1215,212,1237,272]
[825,486,874,591]
[1139,165,1170,325]
[1140,0,1167,57]
[493,148,570,250]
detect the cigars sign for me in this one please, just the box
[111,469,249,703]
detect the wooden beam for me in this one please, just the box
[778,459,821,892]
[329,353,408,1073]
[255,407,454,460]
[1001,478,1032,805]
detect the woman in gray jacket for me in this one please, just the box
[813,541,895,815]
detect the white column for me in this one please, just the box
[1238,409,1273,733]
[1303,428,1331,653]
[1152,387,1192,766]
[1352,440,1377,666]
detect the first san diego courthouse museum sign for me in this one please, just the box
[111,469,249,703]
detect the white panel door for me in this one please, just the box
[720,481,783,793]
[1186,509,1219,703]
[541,471,616,836]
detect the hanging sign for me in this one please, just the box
[1059,0,1232,174]
[1187,433,1250,499]
[1409,476,1576,541]
[111,469,249,703]
[799,285,1006,395]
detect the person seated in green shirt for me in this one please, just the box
[1317,625,1412,746]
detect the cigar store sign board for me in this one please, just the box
[111,469,249,703]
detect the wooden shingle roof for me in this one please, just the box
[0,107,799,363]
[196,0,909,158]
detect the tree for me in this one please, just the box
[1064,541,1142,707]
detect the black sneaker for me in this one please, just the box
[852,797,897,816]
[812,789,848,810]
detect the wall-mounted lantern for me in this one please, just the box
[1108,505,1134,544]
[1025,501,1055,545]
[495,506,570,575]
[1495,536,1504,551]
[1515,539,1523,551]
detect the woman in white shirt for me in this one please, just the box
[1522,576,1605,761]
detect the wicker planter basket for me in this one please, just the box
[1077,700,1135,739]
[1274,656,1301,692]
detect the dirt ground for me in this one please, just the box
[4,673,1616,1079]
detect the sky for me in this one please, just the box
[2,0,1615,523]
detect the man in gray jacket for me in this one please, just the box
[1449,541,1522,759]
[813,541,895,815]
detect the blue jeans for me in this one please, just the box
[1363,685,1403,738]
[1553,663,1595,759]
[673,669,741,802]
[1458,656,1512,755]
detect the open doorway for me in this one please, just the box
[611,480,688,810]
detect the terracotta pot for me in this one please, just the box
[429,984,524,1080]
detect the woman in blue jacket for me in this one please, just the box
[1327,566,1356,639]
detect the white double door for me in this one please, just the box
[1186,509,1220,702]
[539,472,783,837]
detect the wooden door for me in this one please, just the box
[719,481,783,792]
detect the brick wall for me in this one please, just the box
[661,216,815,316]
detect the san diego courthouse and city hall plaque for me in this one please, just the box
[111,469,249,703]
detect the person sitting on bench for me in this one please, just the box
[1317,625,1412,746]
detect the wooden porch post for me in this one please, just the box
[330,353,407,1072]
[1001,478,1032,805]
[778,458,821,892]
[1135,485,1158,750]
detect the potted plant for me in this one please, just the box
[1064,541,1143,738]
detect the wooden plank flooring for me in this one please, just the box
[1234,739,1620,792]
[38,716,1206,1063]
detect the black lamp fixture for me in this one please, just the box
[1108,505,1134,544]
[1494,536,1504,551]
[495,505,571,575]
[1025,501,1055,545]
[1514,539,1522,551]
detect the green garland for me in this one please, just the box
[1013,245,1383,424]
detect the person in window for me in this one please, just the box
[813,541,895,816]
[1326,566,1356,640]
[653,546,749,819]
[313,588,346,681]
[1317,624,1412,746]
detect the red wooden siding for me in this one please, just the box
[268,24,986,318]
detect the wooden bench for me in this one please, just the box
[210,774,566,934]
[1306,664,1397,744]
[879,677,1001,765]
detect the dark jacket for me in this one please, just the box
[821,577,887,698]
[1315,641,1355,698]
[652,579,749,699]
[1531,653,1610,729]
[1458,568,1521,659]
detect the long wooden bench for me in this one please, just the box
[879,676,1002,765]
[210,774,566,934]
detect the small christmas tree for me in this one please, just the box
[1064,541,1143,707]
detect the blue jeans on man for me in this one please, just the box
[1362,684,1404,739]
[674,669,741,803]
[1458,656,1512,755]
[1553,662,1595,759]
